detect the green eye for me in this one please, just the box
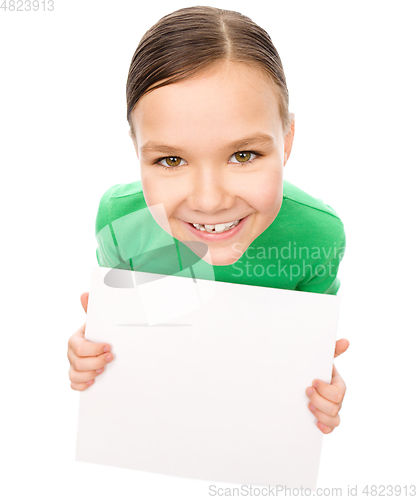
[156,156,185,169]
[154,150,262,170]
[230,151,260,165]
[234,152,252,162]
[164,157,182,167]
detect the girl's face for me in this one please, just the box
[130,60,295,266]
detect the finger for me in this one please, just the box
[308,402,340,433]
[317,421,335,434]
[68,346,113,372]
[69,365,105,384]
[68,329,111,358]
[330,364,347,394]
[334,338,349,358]
[70,379,96,392]
[311,367,346,404]
[68,323,87,350]
[80,292,89,314]
[306,386,342,416]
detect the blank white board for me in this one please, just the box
[76,266,341,489]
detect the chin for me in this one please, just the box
[207,250,242,267]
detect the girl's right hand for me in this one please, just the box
[67,292,113,391]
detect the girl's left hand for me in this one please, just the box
[305,338,349,434]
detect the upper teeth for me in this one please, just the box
[191,219,240,233]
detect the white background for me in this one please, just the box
[1,1,417,499]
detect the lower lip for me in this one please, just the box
[182,215,250,241]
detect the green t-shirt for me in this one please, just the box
[95,179,346,295]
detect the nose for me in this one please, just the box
[187,165,235,214]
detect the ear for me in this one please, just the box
[128,128,139,160]
[284,113,295,167]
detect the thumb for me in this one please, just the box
[334,338,349,358]
[80,292,89,314]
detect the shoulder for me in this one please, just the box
[95,179,146,236]
[282,179,342,219]
[279,180,346,294]
[281,179,345,245]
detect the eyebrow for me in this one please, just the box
[139,133,275,156]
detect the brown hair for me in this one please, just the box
[126,6,292,143]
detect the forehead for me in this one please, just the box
[131,61,282,149]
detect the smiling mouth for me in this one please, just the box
[187,218,243,234]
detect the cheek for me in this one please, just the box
[141,172,182,217]
[141,176,156,207]
[246,168,283,214]
[141,175,167,211]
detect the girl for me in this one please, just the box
[67,6,349,435]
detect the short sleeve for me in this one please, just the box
[295,230,346,295]
[94,184,131,270]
